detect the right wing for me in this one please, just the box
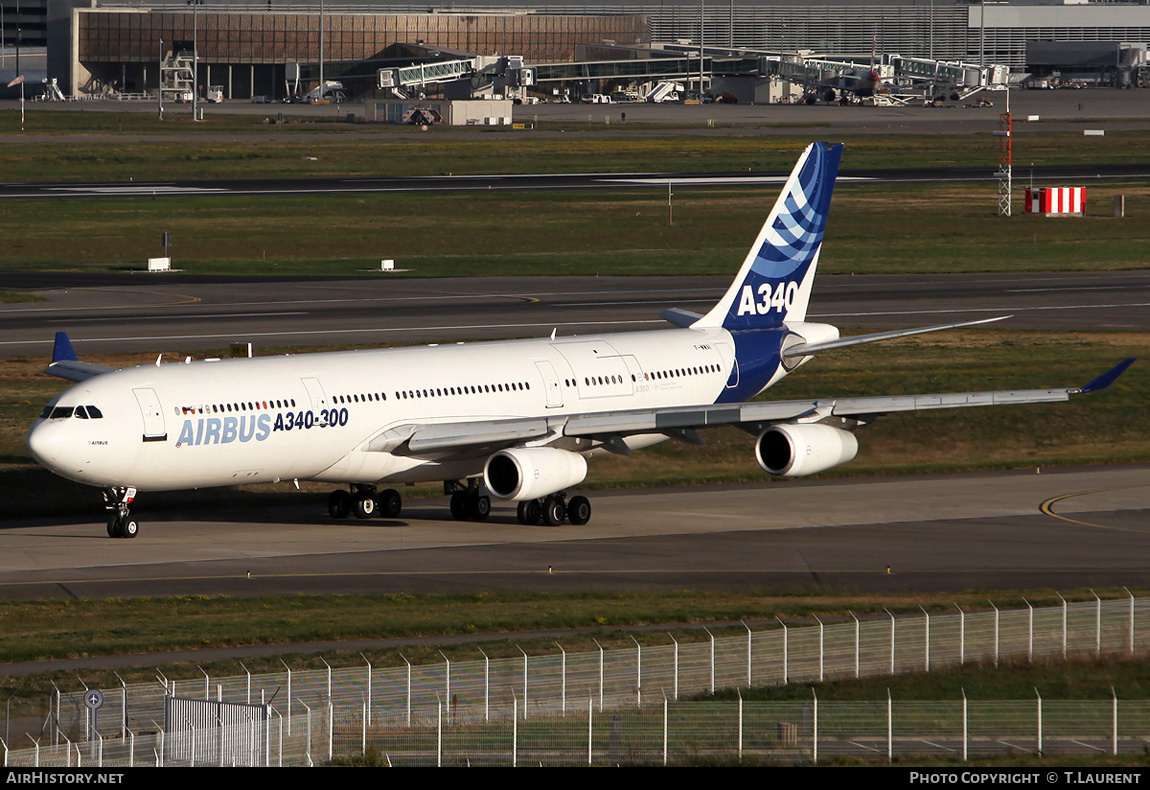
[366,359,1135,458]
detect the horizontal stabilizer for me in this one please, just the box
[44,332,116,382]
[659,308,703,328]
[783,316,1011,358]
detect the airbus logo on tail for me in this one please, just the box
[736,281,799,316]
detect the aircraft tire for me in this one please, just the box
[121,518,139,539]
[543,496,566,527]
[449,491,468,520]
[567,496,592,526]
[517,500,542,525]
[468,494,491,521]
[328,490,351,519]
[353,493,375,519]
[107,515,121,538]
[378,489,402,518]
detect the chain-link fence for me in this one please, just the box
[4,593,1148,766]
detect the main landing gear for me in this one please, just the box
[515,492,591,527]
[446,479,491,522]
[327,485,403,520]
[103,487,139,539]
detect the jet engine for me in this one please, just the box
[755,424,858,477]
[484,447,588,501]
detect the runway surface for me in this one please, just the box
[4,162,1150,201]
[1,466,1148,600]
[2,270,1148,357]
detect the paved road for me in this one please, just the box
[1,466,1147,600]
[2,270,1147,357]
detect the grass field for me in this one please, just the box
[4,181,1150,277]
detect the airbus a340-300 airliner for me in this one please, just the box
[26,143,1133,538]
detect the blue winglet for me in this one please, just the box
[52,331,78,363]
[1078,358,1136,394]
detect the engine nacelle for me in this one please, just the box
[755,424,858,477]
[484,447,588,501]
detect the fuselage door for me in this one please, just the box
[716,342,740,389]
[132,387,167,442]
[301,377,328,409]
[535,361,564,408]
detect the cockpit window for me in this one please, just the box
[49,406,74,419]
[87,405,103,419]
[74,406,89,419]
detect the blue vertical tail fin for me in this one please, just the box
[693,142,843,331]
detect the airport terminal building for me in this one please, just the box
[33,0,1150,98]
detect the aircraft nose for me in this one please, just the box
[26,420,63,468]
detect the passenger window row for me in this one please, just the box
[395,381,531,400]
[646,363,721,381]
[181,398,299,416]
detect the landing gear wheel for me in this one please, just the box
[328,490,351,519]
[517,500,542,525]
[467,494,491,521]
[121,518,139,539]
[377,489,402,518]
[567,495,592,526]
[543,495,566,527]
[353,492,376,519]
[107,516,121,538]
[449,491,468,521]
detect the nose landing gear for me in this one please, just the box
[103,487,139,538]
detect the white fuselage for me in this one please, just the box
[28,325,792,492]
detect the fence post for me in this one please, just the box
[990,600,1000,667]
[955,603,965,665]
[887,688,892,763]
[1025,599,1034,662]
[885,609,895,674]
[851,612,860,678]
[738,691,743,763]
[587,695,593,766]
[594,640,604,712]
[518,646,529,719]
[920,606,930,671]
[1127,587,1135,654]
[327,700,333,764]
[556,642,567,716]
[1113,687,1119,756]
[279,659,293,736]
[662,695,668,766]
[360,653,372,728]
[436,700,442,768]
[1058,593,1068,659]
[705,628,715,694]
[743,621,752,688]
[1092,590,1101,657]
[962,688,968,761]
[667,633,680,700]
[811,688,818,765]
[479,648,490,722]
[1035,688,1043,756]
[777,618,789,685]
[631,636,642,708]
[512,697,518,768]
[401,655,411,727]
[438,651,451,719]
[815,616,824,682]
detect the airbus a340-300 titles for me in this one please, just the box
[26,142,1134,538]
